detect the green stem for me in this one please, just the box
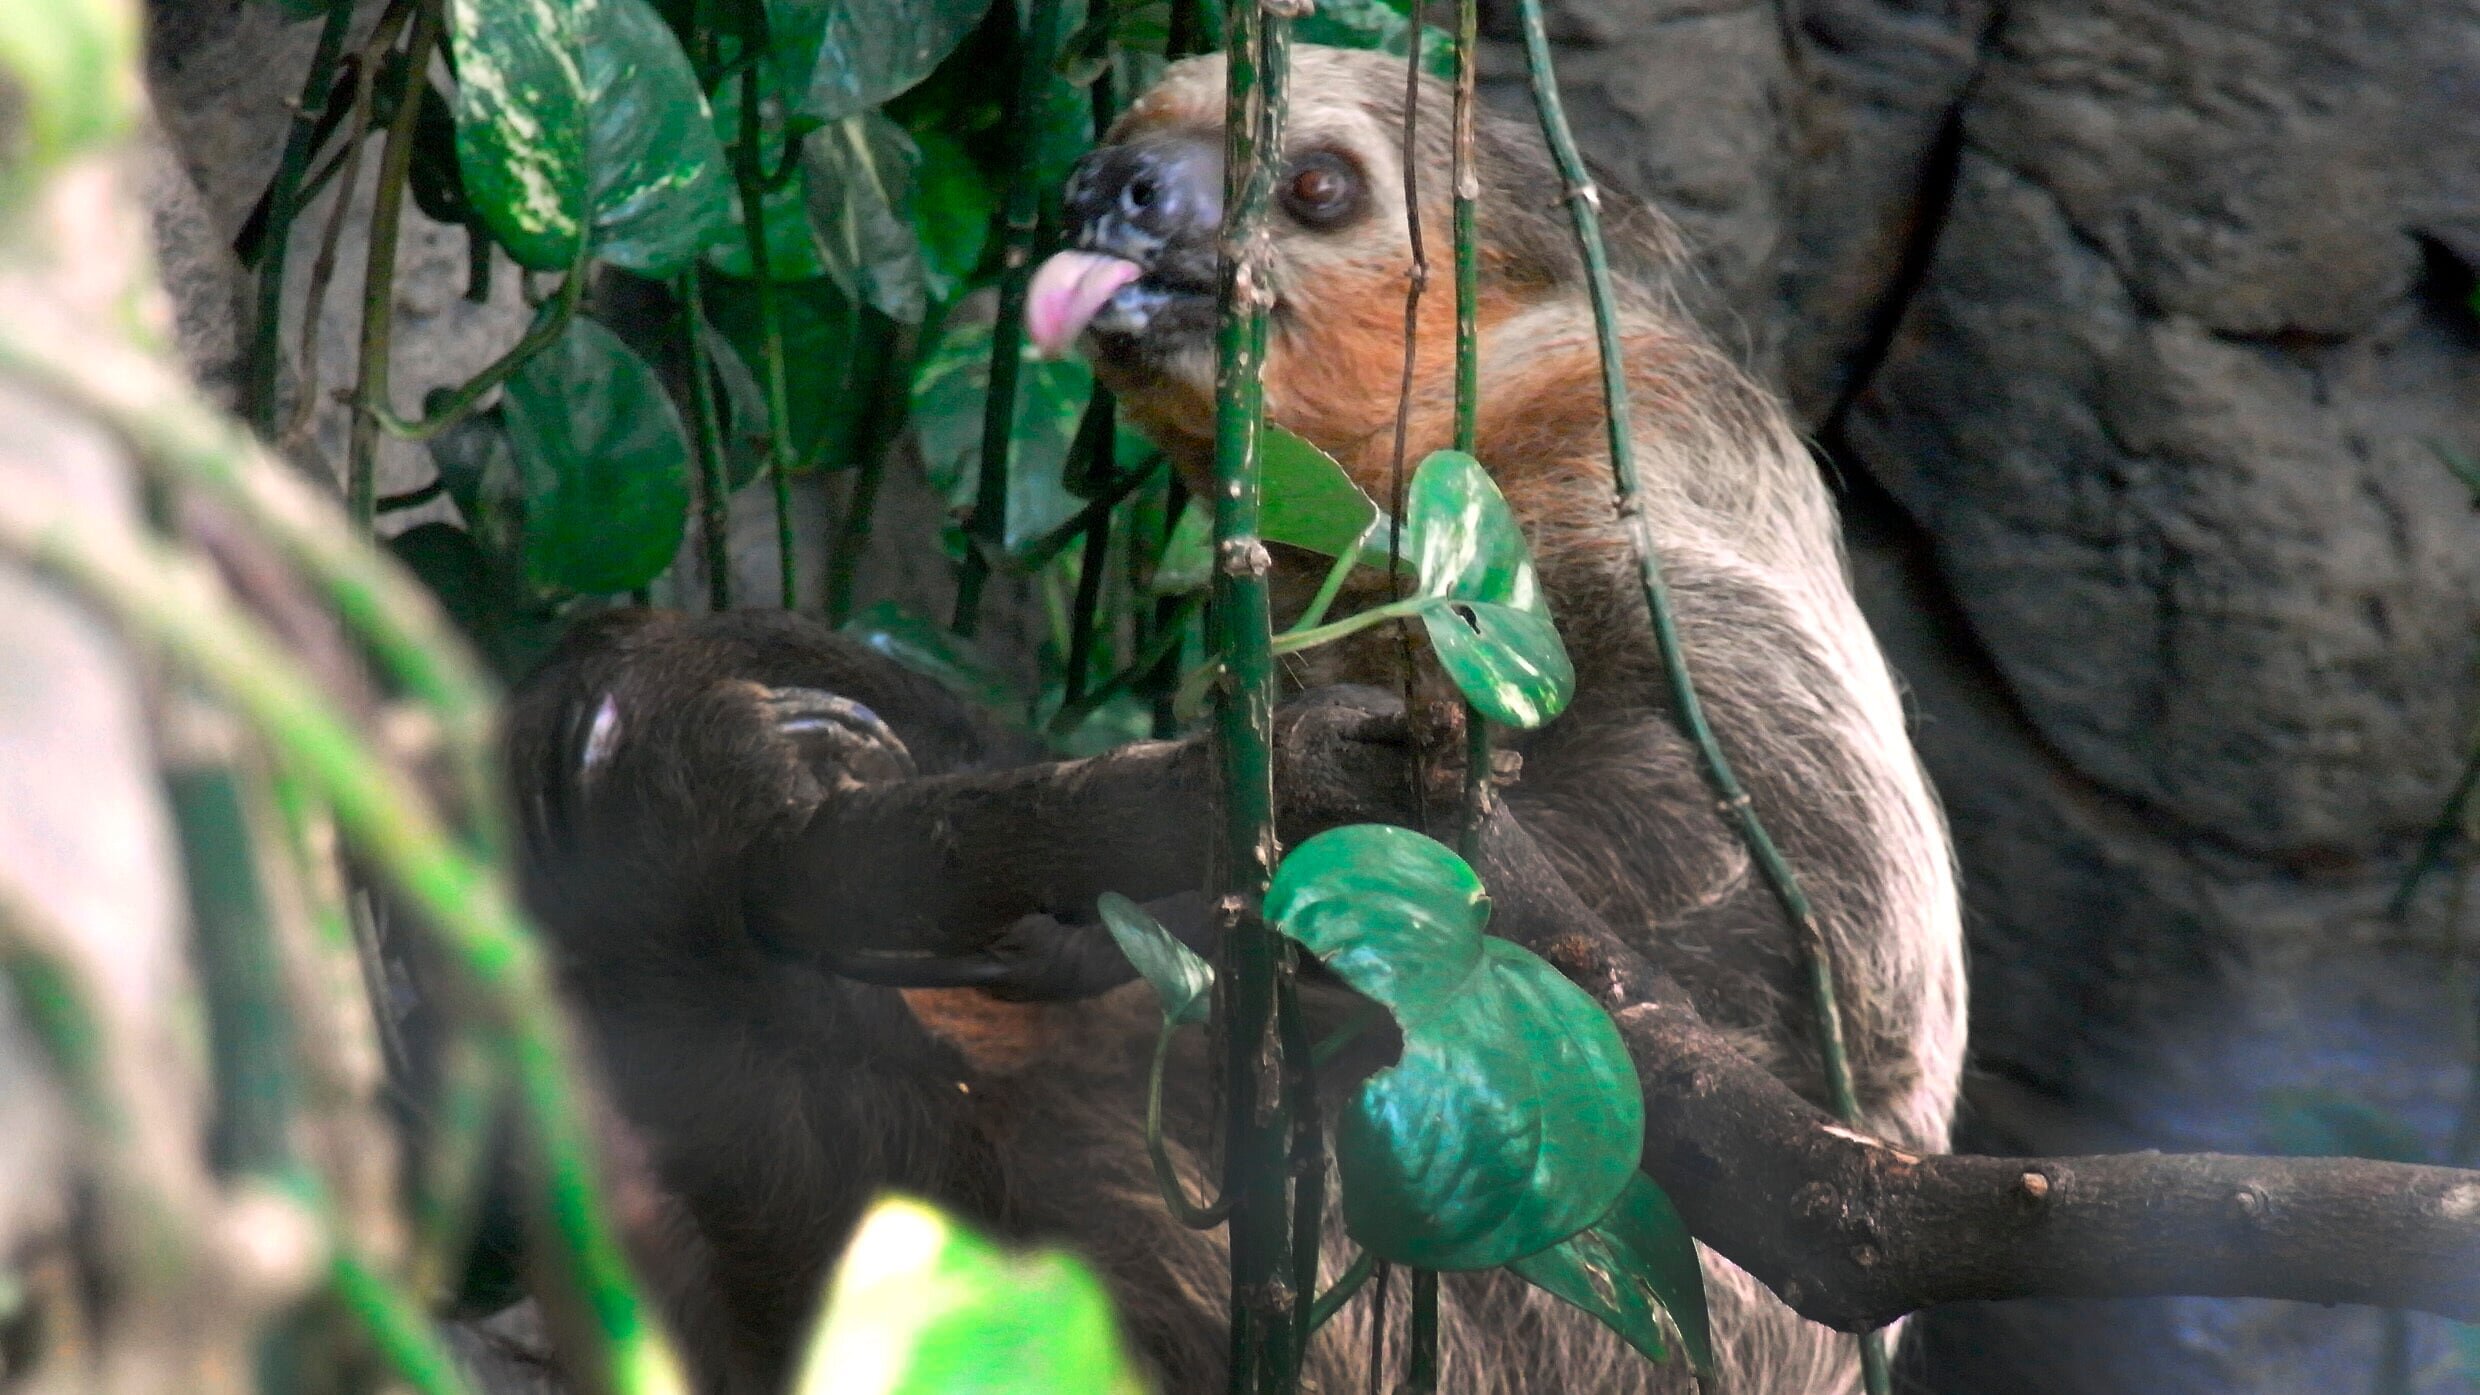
[680,274,735,612]
[2392,730,2480,919]
[167,760,298,1180]
[1305,1250,1377,1334]
[344,0,442,530]
[372,266,585,442]
[1046,592,1205,739]
[1215,4,1297,1391]
[730,47,801,610]
[1510,4,1887,1387]
[1404,1268,1438,1393]
[1274,596,1427,654]
[244,0,357,436]
[332,1250,480,1395]
[0,505,686,1395]
[1146,1018,1237,1228]
[954,0,1067,637]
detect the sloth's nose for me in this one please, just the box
[1062,136,1223,260]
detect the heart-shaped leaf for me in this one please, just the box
[801,110,929,324]
[912,315,1092,555]
[1509,1172,1713,1375]
[770,0,994,125]
[910,131,996,304]
[503,315,692,595]
[1096,893,1211,1026]
[1267,825,1643,1270]
[1424,601,1571,730]
[794,1195,1146,1395]
[448,0,730,275]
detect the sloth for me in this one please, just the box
[502,43,1964,1395]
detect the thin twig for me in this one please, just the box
[1506,5,1889,1386]
[244,0,358,435]
[344,0,442,530]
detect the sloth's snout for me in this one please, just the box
[1062,136,1223,268]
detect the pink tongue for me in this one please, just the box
[1025,251,1145,358]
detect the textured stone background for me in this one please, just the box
[139,0,2480,1388]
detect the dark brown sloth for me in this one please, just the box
[504,44,1962,1395]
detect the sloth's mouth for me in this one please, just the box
[1025,249,1215,361]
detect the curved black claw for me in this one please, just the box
[756,686,918,786]
[816,892,1214,1002]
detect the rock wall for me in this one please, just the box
[1479,0,2480,1388]
[136,0,2480,1388]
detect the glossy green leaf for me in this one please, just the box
[503,315,692,594]
[770,0,994,124]
[840,600,1023,713]
[1510,1172,1713,1375]
[912,315,1092,555]
[794,1195,1146,1395]
[802,111,929,324]
[693,317,770,489]
[1424,601,1572,729]
[1096,893,1211,1026]
[1268,825,1643,1270]
[448,0,729,275]
[1404,450,1572,728]
[1295,0,1453,78]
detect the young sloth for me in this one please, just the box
[504,44,1962,1395]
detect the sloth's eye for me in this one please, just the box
[1280,153,1365,229]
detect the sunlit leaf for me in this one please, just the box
[1510,1173,1713,1375]
[802,110,929,324]
[840,600,1022,713]
[447,0,730,275]
[912,315,1092,555]
[770,0,994,124]
[503,315,692,594]
[1096,893,1211,1026]
[1267,825,1643,1270]
[1403,450,1572,728]
[0,0,140,181]
[794,1195,1146,1395]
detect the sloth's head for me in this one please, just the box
[1025,45,1671,477]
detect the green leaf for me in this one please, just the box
[699,272,886,471]
[1261,427,1383,560]
[770,0,995,124]
[794,1195,1146,1395]
[1095,893,1211,1026]
[1267,825,1644,1270]
[503,315,692,594]
[911,131,996,303]
[1403,450,1572,728]
[840,600,1023,713]
[448,0,730,276]
[1148,500,1210,595]
[2257,1088,2430,1164]
[802,111,930,324]
[703,66,828,281]
[1510,1173,1714,1375]
[912,315,1092,555]
[1294,0,1454,78]
[0,0,139,183]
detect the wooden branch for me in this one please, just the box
[760,686,2480,1325]
[1461,808,2480,1329]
